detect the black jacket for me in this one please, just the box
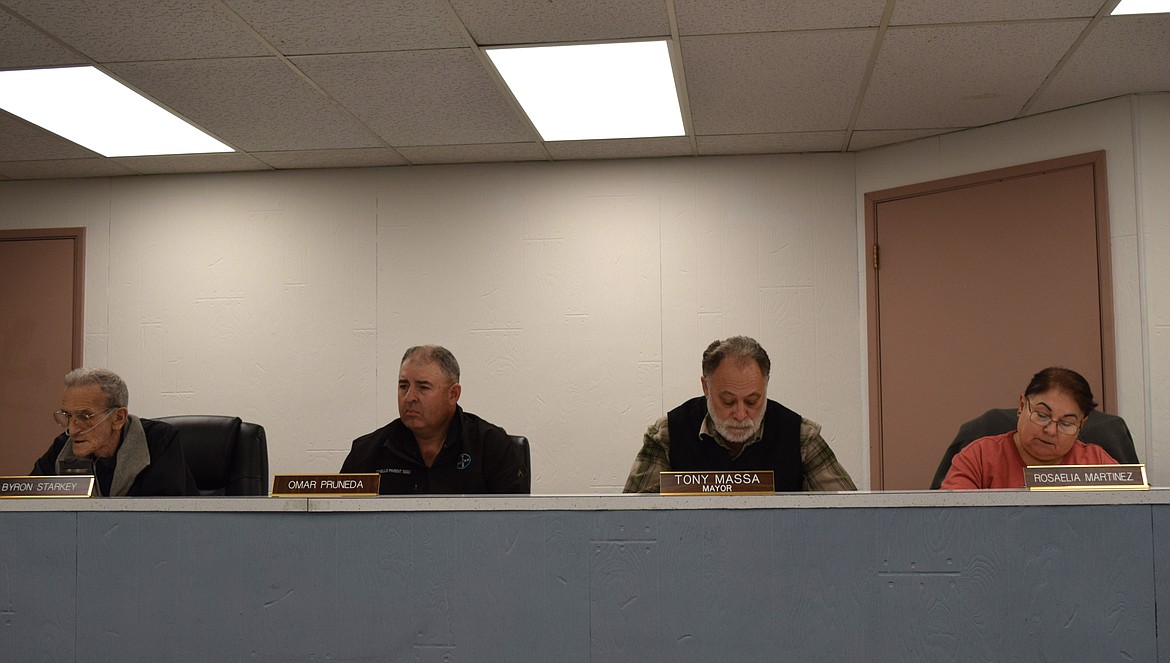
[31,418,199,497]
[340,407,529,495]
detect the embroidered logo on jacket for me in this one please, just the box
[457,453,472,470]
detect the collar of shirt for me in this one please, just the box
[699,413,766,457]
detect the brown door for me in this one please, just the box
[866,153,1114,490]
[0,229,85,475]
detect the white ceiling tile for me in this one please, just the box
[0,0,1165,180]
[1029,15,1170,114]
[2,0,269,61]
[447,0,668,45]
[0,10,87,68]
[292,50,535,146]
[697,132,845,154]
[253,148,410,170]
[848,128,955,151]
[544,137,692,160]
[222,0,466,54]
[111,152,271,175]
[891,0,1106,25]
[676,0,886,35]
[397,143,549,165]
[856,21,1088,130]
[107,58,384,152]
[0,158,137,179]
[0,112,100,160]
[683,31,874,134]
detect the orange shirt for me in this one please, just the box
[941,431,1117,489]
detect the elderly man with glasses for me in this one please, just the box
[941,366,1118,489]
[31,367,198,496]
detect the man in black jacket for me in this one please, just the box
[32,368,198,497]
[341,345,529,494]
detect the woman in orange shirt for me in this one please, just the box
[942,367,1117,489]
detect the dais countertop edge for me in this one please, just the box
[2,489,1167,512]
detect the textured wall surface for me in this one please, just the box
[1,93,1168,491]
[0,502,1161,662]
[0,154,862,493]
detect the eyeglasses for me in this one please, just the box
[1024,398,1081,436]
[52,407,115,428]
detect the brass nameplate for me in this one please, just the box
[660,470,775,495]
[271,474,380,497]
[1025,464,1149,491]
[0,475,94,498]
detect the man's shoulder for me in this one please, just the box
[138,417,180,450]
[139,417,176,437]
[351,419,406,450]
[458,410,509,444]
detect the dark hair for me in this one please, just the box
[701,336,770,379]
[1024,366,1097,415]
[401,345,460,384]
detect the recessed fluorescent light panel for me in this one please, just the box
[1112,0,1170,14]
[486,40,684,142]
[0,66,232,157]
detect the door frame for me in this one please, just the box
[863,151,1115,489]
[0,227,86,367]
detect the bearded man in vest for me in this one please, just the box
[624,336,856,493]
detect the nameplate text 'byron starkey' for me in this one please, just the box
[659,470,775,495]
[1025,464,1148,491]
[0,475,94,498]
[271,474,380,497]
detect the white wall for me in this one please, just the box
[3,93,1167,491]
[0,154,862,493]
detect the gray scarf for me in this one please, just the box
[55,414,151,497]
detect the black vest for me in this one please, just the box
[666,397,805,491]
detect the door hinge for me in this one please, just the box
[873,243,879,270]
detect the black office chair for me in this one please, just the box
[156,415,269,496]
[929,408,1140,489]
[508,434,532,493]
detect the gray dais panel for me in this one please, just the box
[253,148,410,170]
[1,505,1160,661]
[222,0,466,55]
[697,131,845,155]
[675,0,886,35]
[107,58,385,152]
[0,112,99,160]
[0,513,77,662]
[544,137,693,160]
[0,10,87,68]
[448,0,668,45]
[396,142,549,165]
[1,0,270,62]
[683,31,874,134]
[1029,15,1170,115]
[292,50,535,146]
[890,0,1106,25]
[857,21,1089,130]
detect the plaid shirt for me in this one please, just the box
[623,409,857,493]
